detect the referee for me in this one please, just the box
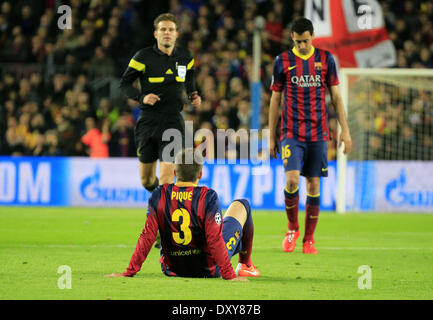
[119,13,201,193]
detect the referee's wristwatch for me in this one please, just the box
[188,91,198,100]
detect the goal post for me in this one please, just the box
[336,68,433,213]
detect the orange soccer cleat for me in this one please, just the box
[282,230,300,252]
[235,263,260,277]
[302,241,318,254]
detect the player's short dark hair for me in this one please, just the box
[153,13,178,30]
[291,17,314,35]
[174,148,203,182]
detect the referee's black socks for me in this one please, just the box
[145,177,159,193]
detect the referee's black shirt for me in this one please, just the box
[119,44,197,117]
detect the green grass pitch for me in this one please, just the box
[0,206,432,300]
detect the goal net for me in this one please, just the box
[337,68,433,213]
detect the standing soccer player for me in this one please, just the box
[268,18,352,254]
[105,149,260,280]
[119,13,201,192]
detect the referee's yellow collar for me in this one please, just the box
[292,46,315,60]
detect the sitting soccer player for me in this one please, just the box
[105,148,260,280]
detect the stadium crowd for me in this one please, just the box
[0,0,432,160]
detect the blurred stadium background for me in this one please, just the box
[0,0,432,212]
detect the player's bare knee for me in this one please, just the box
[285,179,299,192]
[306,177,320,195]
[140,176,155,188]
[224,201,247,227]
[285,171,300,192]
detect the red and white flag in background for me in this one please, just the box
[305,0,397,68]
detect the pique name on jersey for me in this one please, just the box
[291,74,322,87]
[171,190,193,201]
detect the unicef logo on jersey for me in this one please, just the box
[291,74,322,88]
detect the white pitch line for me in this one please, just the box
[1,244,134,248]
[320,247,433,250]
[3,245,433,251]
[254,246,433,251]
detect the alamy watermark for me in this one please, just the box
[57,265,72,289]
[357,4,373,30]
[161,121,271,175]
[357,265,372,289]
[57,5,72,30]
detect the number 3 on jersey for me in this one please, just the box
[172,208,192,245]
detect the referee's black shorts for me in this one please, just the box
[134,113,185,164]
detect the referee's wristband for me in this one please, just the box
[138,93,146,104]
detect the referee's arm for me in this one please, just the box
[119,52,146,103]
[185,58,197,97]
[185,57,201,107]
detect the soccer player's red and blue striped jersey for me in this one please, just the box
[270,46,339,142]
[123,184,236,280]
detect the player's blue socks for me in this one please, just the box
[235,199,254,268]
